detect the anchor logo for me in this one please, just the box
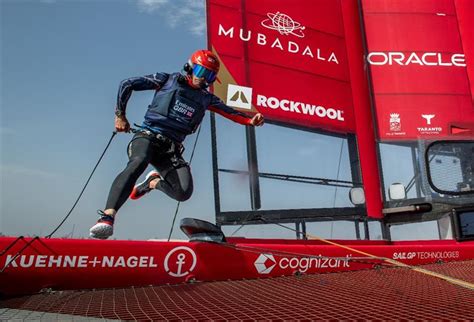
[164,246,197,277]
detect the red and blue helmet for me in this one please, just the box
[189,50,220,83]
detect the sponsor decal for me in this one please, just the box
[368,52,466,67]
[261,12,305,38]
[207,56,217,64]
[173,100,195,118]
[256,94,345,121]
[217,24,339,64]
[418,114,442,135]
[393,251,459,260]
[416,251,460,260]
[389,113,401,132]
[392,252,416,260]
[386,113,406,137]
[254,253,351,274]
[195,53,216,65]
[422,114,435,125]
[164,246,197,277]
[417,127,443,135]
[2,255,158,269]
[254,253,276,274]
[227,84,253,110]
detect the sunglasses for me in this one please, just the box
[192,64,217,83]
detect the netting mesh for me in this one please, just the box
[1,260,473,320]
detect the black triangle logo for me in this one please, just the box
[230,91,240,102]
[240,91,249,104]
[230,90,250,104]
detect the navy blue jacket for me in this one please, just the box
[115,72,251,142]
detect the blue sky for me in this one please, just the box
[1,0,213,239]
[1,0,438,241]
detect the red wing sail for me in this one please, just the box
[362,0,474,140]
[207,0,356,134]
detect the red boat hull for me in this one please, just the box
[1,236,473,297]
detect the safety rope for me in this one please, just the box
[1,236,40,273]
[167,125,203,241]
[261,221,474,291]
[218,241,390,266]
[0,236,24,257]
[46,131,117,238]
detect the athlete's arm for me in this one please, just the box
[115,73,170,116]
[114,73,169,132]
[208,95,264,126]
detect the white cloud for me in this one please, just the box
[137,0,170,13]
[1,165,58,178]
[136,0,206,36]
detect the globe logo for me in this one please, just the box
[261,12,305,38]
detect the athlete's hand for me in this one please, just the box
[250,113,264,127]
[115,115,130,132]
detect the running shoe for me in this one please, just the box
[130,170,160,200]
[89,210,114,239]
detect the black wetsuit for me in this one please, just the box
[106,72,252,211]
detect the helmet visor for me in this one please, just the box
[192,64,217,83]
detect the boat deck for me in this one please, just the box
[1,259,473,320]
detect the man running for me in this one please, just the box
[90,49,264,239]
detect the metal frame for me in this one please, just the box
[209,0,379,240]
[211,113,369,235]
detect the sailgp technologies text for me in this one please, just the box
[2,255,158,269]
[257,95,344,121]
[392,251,460,260]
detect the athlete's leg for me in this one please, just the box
[105,134,154,212]
[151,154,193,202]
[90,134,156,239]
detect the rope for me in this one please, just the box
[265,221,474,291]
[46,131,117,238]
[218,241,389,266]
[167,125,202,241]
[1,236,39,273]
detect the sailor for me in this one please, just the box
[90,50,264,239]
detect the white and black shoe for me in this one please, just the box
[89,210,114,239]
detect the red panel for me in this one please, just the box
[364,15,462,52]
[207,5,245,59]
[245,13,350,80]
[455,0,474,104]
[370,64,470,94]
[362,0,474,140]
[363,0,455,14]
[245,0,345,36]
[249,62,354,132]
[208,0,355,133]
[375,95,472,139]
